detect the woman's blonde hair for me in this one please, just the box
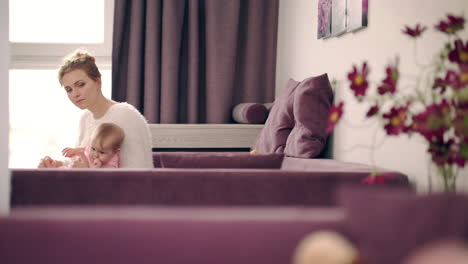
[91,123,125,151]
[58,49,101,84]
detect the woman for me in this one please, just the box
[38,49,154,168]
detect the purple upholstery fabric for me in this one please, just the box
[159,152,284,169]
[336,186,468,264]
[281,158,409,185]
[284,73,333,158]
[252,78,300,153]
[11,163,410,207]
[232,103,269,124]
[0,206,345,264]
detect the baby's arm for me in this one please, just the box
[62,147,85,158]
[71,152,90,168]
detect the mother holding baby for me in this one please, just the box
[38,49,154,168]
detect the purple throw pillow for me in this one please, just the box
[232,103,268,124]
[252,78,300,153]
[336,186,468,264]
[284,73,333,158]
[159,152,284,169]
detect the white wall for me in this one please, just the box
[276,0,468,192]
[0,0,10,214]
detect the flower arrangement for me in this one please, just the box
[327,14,468,191]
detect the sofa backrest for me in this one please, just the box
[153,152,284,169]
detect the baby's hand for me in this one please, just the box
[38,156,62,168]
[71,153,89,168]
[93,159,102,168]
[62,147,83,158]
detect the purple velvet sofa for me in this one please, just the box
[10,152,410,207]
[2,153,468,264]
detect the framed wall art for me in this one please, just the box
[317,0,332,39]
[317,0,369,39]
[347,0,369,32]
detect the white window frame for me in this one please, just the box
[10,0,114,70]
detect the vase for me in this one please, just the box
[436,164,457,192]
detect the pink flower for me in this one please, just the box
[378,58,400,95]
[326,102,344,134]
[427,137,457,166]
[453,142,468,167]
[362,172,396,185]
[453,106,468,141]
[347,62,370,100]
[366,104,379,118]
[402,24,427,38]
[382,106,408,135]
[435,14,465,35]
[344,13,467,192]
[434,69,468,92]
[412,100,451,141]
[449,40,468,63]
[433,77,449,94]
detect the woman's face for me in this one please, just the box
[61,69,101,110]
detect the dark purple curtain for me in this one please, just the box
[112,0,279,123]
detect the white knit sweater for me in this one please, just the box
[76,102,154,168]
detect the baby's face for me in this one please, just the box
[89,144,116,166]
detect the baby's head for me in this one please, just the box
[89,123,125,166]
[293,230,364,264]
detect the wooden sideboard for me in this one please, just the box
[149,124,263,150]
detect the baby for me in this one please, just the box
[293,230,365,264]
[62,123,125,168]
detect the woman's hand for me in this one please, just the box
[38,156,63,168]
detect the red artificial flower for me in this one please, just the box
[378,58,400,95]
[326,102,344,134]
[411,100,451,141]
[427,137,457,166]
[382,106,408,135]
[347,62,370,100]
[453,142,468,167]
[366,104,379,118]
[361,172,396,185]
[448,39,468,67]
[432,77,449,94]
[402,24,427,38]
[453,106,468,141]
[435,14,465,35]
[434,70,468,91]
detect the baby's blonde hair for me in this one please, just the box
[293,230,359,264]
[58,49,101,85]
[91,123,125,151]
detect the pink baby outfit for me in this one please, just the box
[60,146,119,168]
[83,146,120,168]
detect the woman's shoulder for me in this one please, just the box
[111,102,137,111]
[107,102,148,123]
[110,102,140,113]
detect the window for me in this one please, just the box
[9,0,114,168]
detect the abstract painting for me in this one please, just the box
[347,0,369,32]
[317,0,331,39]
[331,0,347,36]
[317,0,369,39]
